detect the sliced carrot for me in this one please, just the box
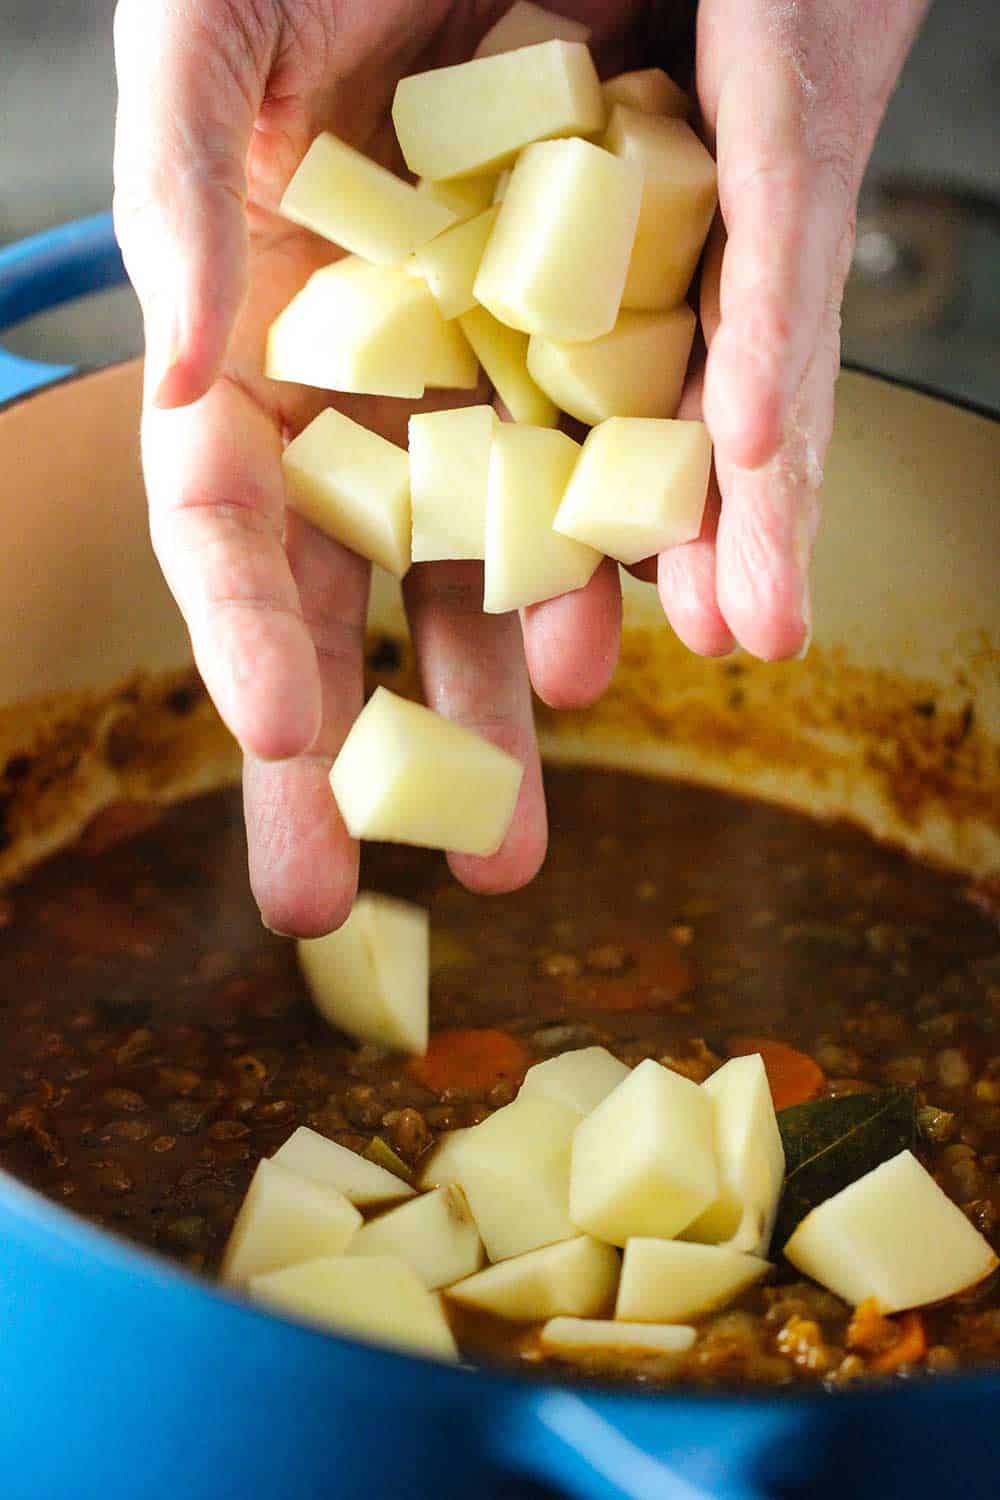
[409,1027,532,1095]
[871,1312,927,1373]
[727,1037,825,1110]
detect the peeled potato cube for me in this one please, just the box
[392,41,604,181]
[282,408,411,578]
[249,1254,458,1360]
[443,1095,579,1261]
[298,891,429,1055]
[492,169,511,203]
[554,418,711,567]
[222,1159,362,1285]
[415,207,500,321]
[447,1236,619,1321]
[458,307,558,427]
[475,2,591,58]
[605,106,718,310]
[424,317,480,389]
[784,1150,998,1313]
[540,1318,696,1358]
[519,1047,631,1117]
[266,259,439,399]
[527,305,696,425]
[474,137,642,342]
[616,1239,770,1323]
[279,132,456,264]
[484,424,601,614]
[329,686,524,857]
[409,405,495,562]
[682,1055,785,1256]
[570,1058,718,1246]
[602,67,689,119]
[416,173,498,223]
[348,1185,484,1289]
[272,1127,415,1207]
[417,1128,473,1190]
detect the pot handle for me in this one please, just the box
[0,213,126,403]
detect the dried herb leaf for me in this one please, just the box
[773,1086,916,1251]
[363,1135,414,1184]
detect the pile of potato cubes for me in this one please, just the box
[269,2,718,611]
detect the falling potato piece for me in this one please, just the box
[409,405,495,562]
[554,418,712,567]
[474,137,642,342]
[416,173,498,223]
[602,67,689,119]
[519,1047,631,1117]
[279,132,457,264]
[282,408,411,578]
[570,1058,718,1246]
[416,1128,474,1190]
[484,424,601,614]
[415,207,500,321]
[222,1159,362,1286]
[474,2,591,58]
[348,1185,484,1289]
[329,686,524,857]
[447,1235,619,1321]
[272,1127,415,1207]
[392,41,605,181]
[540,1318,696,1358]
[249,1254,458,1361]
[605,106,718,311]
[616,1239,770,1323]
[441,1094,579,1261]
[458,307,558,426]
[784,1149,998,1313]
[682,1054,785,1256]
[527,305,696,426]
[298,892,429,1055]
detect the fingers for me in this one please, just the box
[403,562,547,896]
[244,513,370,937]
[142,377,322,760]
[113,0,270,408]
[522,558,622,710]
[657,477,735,657]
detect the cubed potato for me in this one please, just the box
[297,891,429,1055]
[409,405,495,562]
[279,132,456,264]
[282,408,411,577]
[392,41,605,181]
[602,68,689,119]
[249,1254,458,1361]
[416,173,498,222]
[616,1239,770,1322]
[570,1058,718,1245]
[604,106,717,310]
[272,1126,415,1207]
[784,1150,998,1312]
[484,424,601,614]
[527,305,696,425]
[329,686,524,857]
[424,316,480,389]
[475,2,591,58]
[348,1185,484,1289]
[447,1235,619,1321]
[492,169,511,203]
[474,138,642,342]
[458,307,558,426]
[682,1055,785,1256]
[222,1159,362,1285]
[540,1318,696,1357]
[416,1128,473,1190]
[266,259,441,399]
[415,207,500,321]
[519,1047,631,1117]
[553,418,711,566]
[442,1095,579,1261]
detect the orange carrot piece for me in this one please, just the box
[871,1312,927,1373]
[727,1037,825,1110]
[409,1028,532,1095]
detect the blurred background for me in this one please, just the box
[1,0,998,408]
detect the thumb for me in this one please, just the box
[112,0,268,408]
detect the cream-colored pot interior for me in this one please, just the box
[0,360,997,886]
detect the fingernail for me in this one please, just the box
[261,914,294,939]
